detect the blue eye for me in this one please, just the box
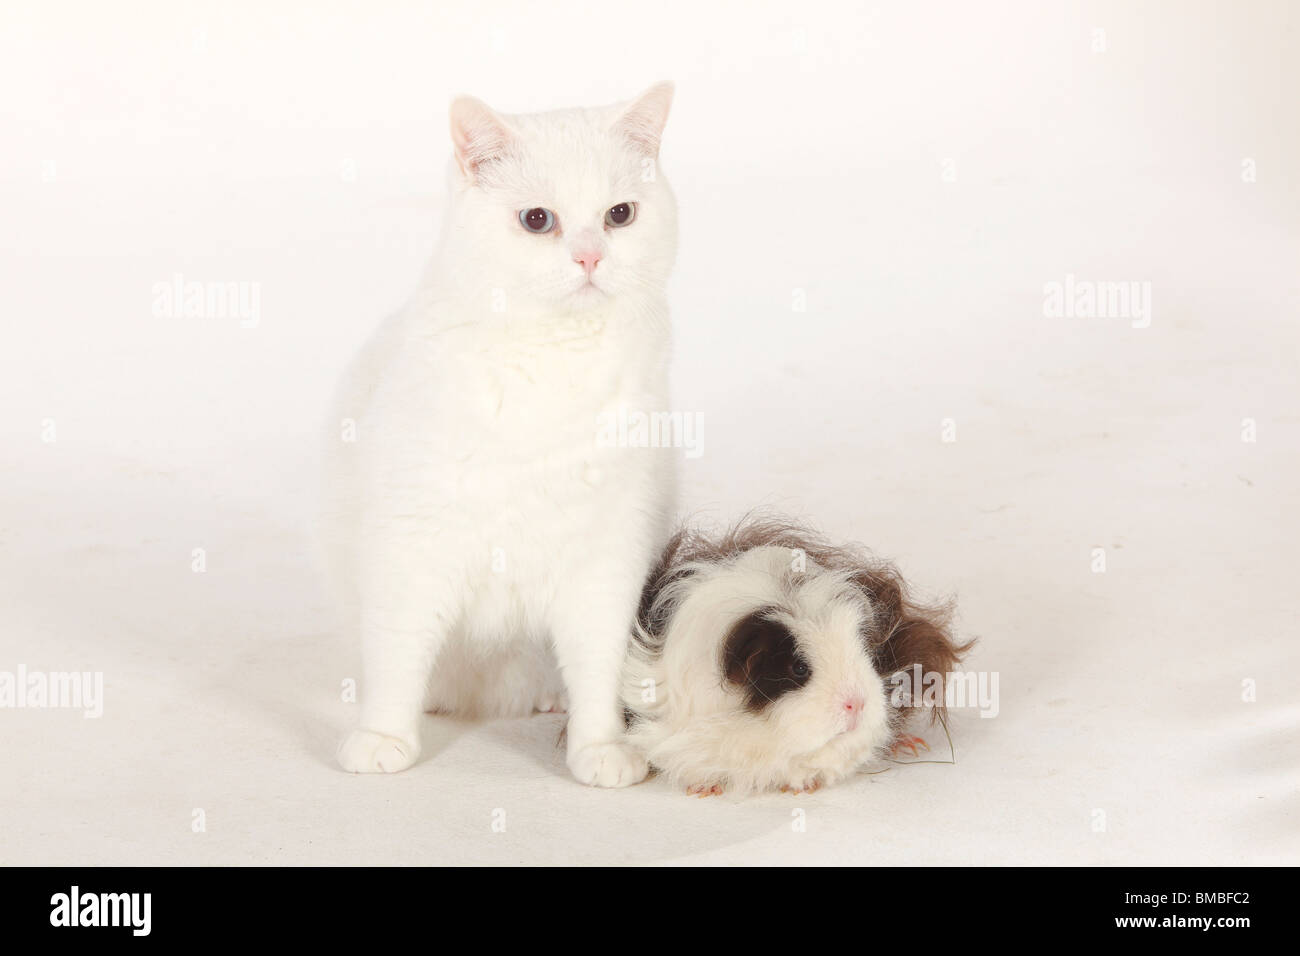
[519,207,557,234]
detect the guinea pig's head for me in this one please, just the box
[632,520,972,792]
[715,547,894,763]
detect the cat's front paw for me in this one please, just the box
[566,741,648,788]
[337,729,420,773]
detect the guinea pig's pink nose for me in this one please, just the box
[842,695,865,732]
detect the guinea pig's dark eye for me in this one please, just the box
[519,208,557,234]
[791,659,810,679]
[604,202,636,228]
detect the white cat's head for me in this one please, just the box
[444,84,677,314]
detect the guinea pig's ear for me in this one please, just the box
[854,568,974,719]
[635,527,696,633]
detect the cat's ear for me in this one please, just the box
[449,96,515,180]
[611,82,674,157]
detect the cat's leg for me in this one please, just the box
[338,617,442,772]
[549,563,650,788]
[337,529,458,774]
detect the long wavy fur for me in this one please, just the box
[635,513,975,732]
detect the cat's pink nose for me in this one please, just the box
[842,695,865,732]
[573,249,602,277]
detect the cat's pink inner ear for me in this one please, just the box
[612,82,674,156]
[449,96,514,179]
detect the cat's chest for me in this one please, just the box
[426,327,663,492]
[489,317,618,393]
[448,317,654,423]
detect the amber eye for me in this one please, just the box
[519,208,557,234]
[604,202,636,227]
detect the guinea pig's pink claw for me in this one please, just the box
[891,734,929,758]
[688,784,723,797]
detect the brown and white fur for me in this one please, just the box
[622,518,973,795]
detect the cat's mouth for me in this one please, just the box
[572,277,607,299]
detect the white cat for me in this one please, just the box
[324,84,678,787]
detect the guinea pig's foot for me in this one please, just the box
[890,734,930,758]
[780,777,823,795]
[687,783,724,798]
[534,693,568,714]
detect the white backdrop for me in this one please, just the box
[1,1,1297,865]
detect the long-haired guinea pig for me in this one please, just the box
[622,517,974,795]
